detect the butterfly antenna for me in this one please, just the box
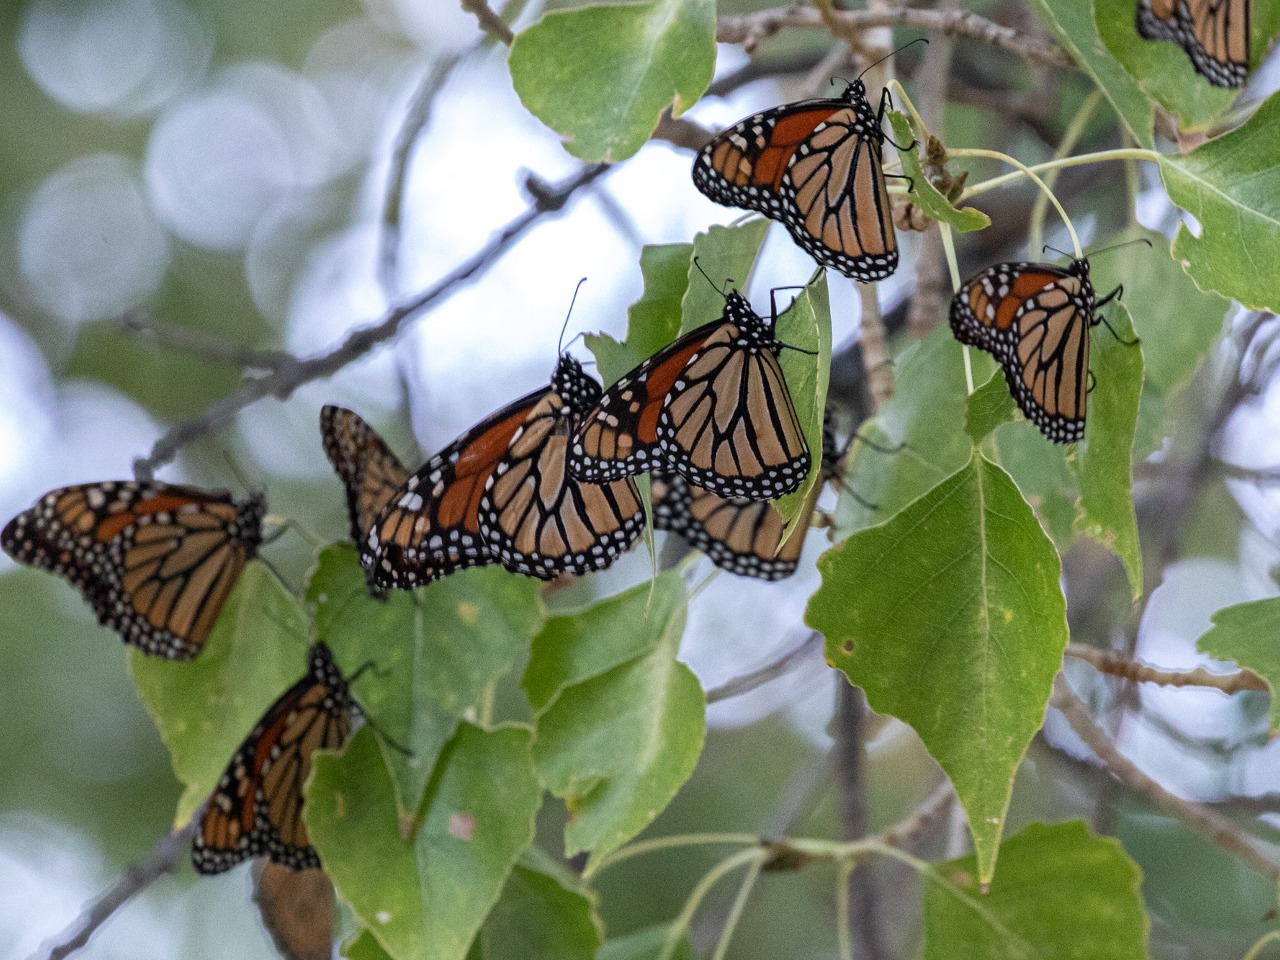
[1041,243,1073,261]
[221,451,261,496]
[852,429,907,455]
[693,256,733,300]
[1085,237,1154,260]
[558,277,588,355]
[856,37,928,81]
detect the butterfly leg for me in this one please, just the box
[884,172,915,193]
[876,87,917,152]
[1095,285,1140,346]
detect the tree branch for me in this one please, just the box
[461,0,514,45]
[1065,644,1268,695]
[1050,676,1280,882]
[36,823,195,960]
[716,6,1072,67]
[119,311,293,371]
[133,163,609,480]
[705,632,820,704]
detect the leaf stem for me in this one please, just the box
[585,832,761,878]
[938,223,973,395]
[958,149,1161,204]
[949,147,1082,258]
[1028,89,1103,256]
[657,848,769,960]
[710,856,764,960]
[836,860,855,960]
[1243,930,1280,960]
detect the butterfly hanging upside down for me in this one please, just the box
[193,642,358,874]
[568,287,812,501]
[362,354,645,591]
[949,256,1129,444]
[692,49,921,282]
[1,481,264,659]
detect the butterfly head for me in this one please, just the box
[238,491,267,551]
[552,354,602,418]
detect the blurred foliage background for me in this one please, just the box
[2,0,1280,958]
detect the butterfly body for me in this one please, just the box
[693,80,898,281]
[951,258,1110,444]
[2,482,264,659]
[1137,0,1249,88]
[365,356,643,589]
[194,642,356,874]
[570,292,811,500]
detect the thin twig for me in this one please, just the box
[880,778,955,850]
[37,823,196,960]
[1066,644,1268,695]
[716,6,1072,67]
[1051,676,1280,882]
[461,0,514,45]
[133,163,609,480]
[380,53,466,299]
[119,312,292,371]
[705,632,820,704]
[858,284,894,410]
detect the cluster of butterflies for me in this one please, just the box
[1,2,1254,880]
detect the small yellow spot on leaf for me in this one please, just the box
[377,911,392,925]
[457,602,480,626]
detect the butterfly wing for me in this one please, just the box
[656,300,810,499]
[320,406,411,546]
[480,390,644,579]
[194,643,355,875]
[2,482,264,659]
[1137,0,1248,87]
[363,391,546,590]
[693,95,897,281]
[569,323,727,483]
[951,262,1094,444]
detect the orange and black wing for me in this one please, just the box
[193,642,356,875]
[320,406,411,546]
[1,481,264,659]
[693,90,897,281]
[362,391,546,590]
[951,261,1095,444]
[479,382,644,579]
[569,323,728,484]
[1137,0,1249,88]
[655,295,809,499]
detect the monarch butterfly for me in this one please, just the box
[1137,0,1249,88]
[651,415,841,580]
[1,481,264,659]
[950,257,1121,444]
[692,77,908,281]
[364,355,645,590]
[568,289,811,500]
[320,406,411,596]
[193,642,357,874]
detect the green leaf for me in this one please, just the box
[130,563,307,826]
[309,723,542,960]
[925,820,1149,960]
[888,111,990,232]
[1160,90,1280,312]
[831,327,988,540]
[772,271,832,531]
[679,221,771,336]
[308,545,544,818]
[965,371,1016,442]
[1025,0,1154,148]
[1196,598,1280,732]
[599,925,696,960]
[992,424,1079,550]
[468,864,602,960]
[809,454,1068,883]
[346,930,395,960]
[1095,0,1235,129]
[523,571,686,712]
[1075,302,1143,598]
[508,0,715,162]
[532,595,703,863]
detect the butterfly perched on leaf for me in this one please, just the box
[320,406,411,596]
[949,257,1124,444]
[193,642,358,874]
[570,289,811,501]
[1,481,264,659]
[652,414,843,580]
[692,77,906,281]
[363,355,645,590]
[1137,0,1249,88]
